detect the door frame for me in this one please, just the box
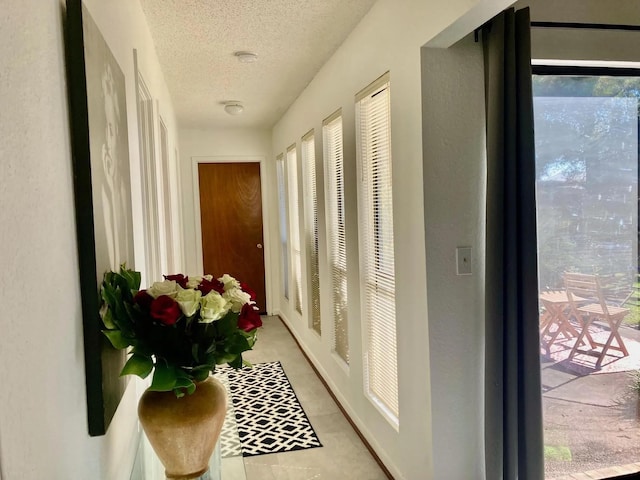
[191,155,273,315]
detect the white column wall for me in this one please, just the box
[422,36,488,480]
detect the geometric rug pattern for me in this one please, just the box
[542,325,640,376]
[215,361,322,457]
[214,372,243,458]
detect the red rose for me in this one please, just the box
[198,278,225,295]
[240,282,257,301]
[238,303,262,332]
[133,290,153,311]
[150,295,181,326]
[164,274,189,288]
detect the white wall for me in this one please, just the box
[422,36,487,479]
[0,1,178,478]
[177,127,273,282]
[269,0,510,478]
[516,0,640,63]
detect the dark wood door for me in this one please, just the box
[198,162,266,312]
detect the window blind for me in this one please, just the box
[302,131,321,334]
[356,74,398,422]
[276,154,289,299]
[323,111,349,363]
[287,145,303,315]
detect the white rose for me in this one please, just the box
[186,276,203,289]
[223,288,251,313]
[199,291,230,323]
[147,280,181,299]
[218,273,240,291]
[203,274,214,281]
[175,288,202,317]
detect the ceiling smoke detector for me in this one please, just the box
[223,101,244,115]
[234,51,258,63]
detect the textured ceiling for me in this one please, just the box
[139,0,378,129]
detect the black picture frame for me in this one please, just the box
[64,0,135,436]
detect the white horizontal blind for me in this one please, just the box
[302,132,321,334]
[276,154,289,300]
[323,112,349,363]
[356,75,398,421]
[287,145,303,315]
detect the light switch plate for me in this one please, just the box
[456,247,472,275]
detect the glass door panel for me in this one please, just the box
[533,73,640,479]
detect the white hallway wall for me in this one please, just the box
[269,0,510,479]
[0,1,178,478]
[422,35,487,480]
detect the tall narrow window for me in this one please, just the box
[287,145,303,314]
[276,154,289,300]
[302,131,321,334]
[135,71,161,283]
[159,117,175,273]
[323,110,349,363]
[356,73,398,423]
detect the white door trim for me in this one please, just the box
[191,155,273,314]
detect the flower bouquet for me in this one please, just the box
[100,265,262,397]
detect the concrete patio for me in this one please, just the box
[541,324,640,479]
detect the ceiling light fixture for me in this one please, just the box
[234,51,258,63]
[223,101,244,115]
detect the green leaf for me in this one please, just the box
[174,376,196,395]
[100,305,116,329]
[173,389,186,398]
[102,330,130,349]
[149,360,178,391]
[119,265,141,291]
[101,282,118,310]
[120,354,153,378]
[228,354,243,369]
[216,312,240,336]
[224,334,251,355]
[215,353,236,365]
[242,359,253,368]
[191,365,212,382]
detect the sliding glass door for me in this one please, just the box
[533,70,640,479]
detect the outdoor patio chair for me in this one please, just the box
[563,272,630,369]
[539,290,581,355]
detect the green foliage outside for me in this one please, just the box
[533,75,640,309]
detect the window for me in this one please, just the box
[323,110,349,363]
[136,72,161,283]
[533,70,640,479]
[356,73,398,423]
[276,154,289,299]
[287,145,303,314]
[158,117,175,273]
[302,131,321,334]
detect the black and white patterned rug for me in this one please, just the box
[215,361,322,457]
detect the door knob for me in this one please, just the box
[257,243,263,249]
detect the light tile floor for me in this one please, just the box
[241,316,389,480]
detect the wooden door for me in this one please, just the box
[198,162,266,312]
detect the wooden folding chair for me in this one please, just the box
[539,290,581,355]
[563,272,630,369]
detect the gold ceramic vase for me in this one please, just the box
[138,376,228,479]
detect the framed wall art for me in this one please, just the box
[64,0,135,436]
